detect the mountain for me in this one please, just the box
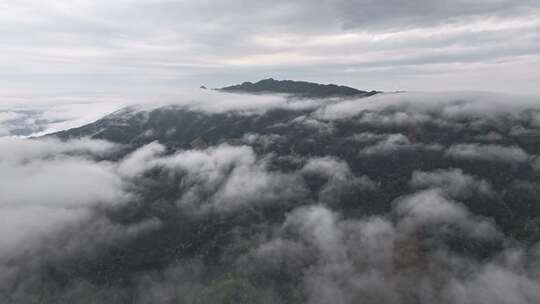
[50,93,540,240]
[220,78,379,98]
[19,89,540,303]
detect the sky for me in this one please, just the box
[1,0,540,97]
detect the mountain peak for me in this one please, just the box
[220,78,379,98]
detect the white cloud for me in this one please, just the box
[0,111,24,124]
[346,132,389,143]
[283,205,346,262]
[1,89,538,140]
[0,206,90,259]
[358,133,411,155]
[445,143,530,163]
[445,259,540,304]
[121,143,307,213]
[410,168,495,198]
[0,101,124,137]
[118,141,166,178]
[241,132,284,150]
[474,131,504,142]
[395,189,500,240]
[252,191,505,304]
[0,157,125,208]
[0,137,119,161]
[302,156,354,180]
[316,91,540,121]
[0,137,128,259]
[0,138,126,208]
[358,111,432,127]
[358,133,442,155]
[291,115,335,134]
[301,156,378,200]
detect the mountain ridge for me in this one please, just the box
[219,78,379,98]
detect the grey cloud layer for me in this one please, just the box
[2,90,540,302]
[0,136,374,255]
[3,89,539,138]
[0,138,126,258]
[1,0,539,94]
[249,192,522,304]
[0,90,322,137]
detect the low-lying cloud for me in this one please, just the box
[2,90,540,303]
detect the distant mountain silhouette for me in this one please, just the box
[220,78,379,98]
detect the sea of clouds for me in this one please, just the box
[1,90,540,303]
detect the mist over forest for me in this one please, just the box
[2,0,540,303]
[2,87,540,303]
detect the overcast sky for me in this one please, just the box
[1,0,540,96]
